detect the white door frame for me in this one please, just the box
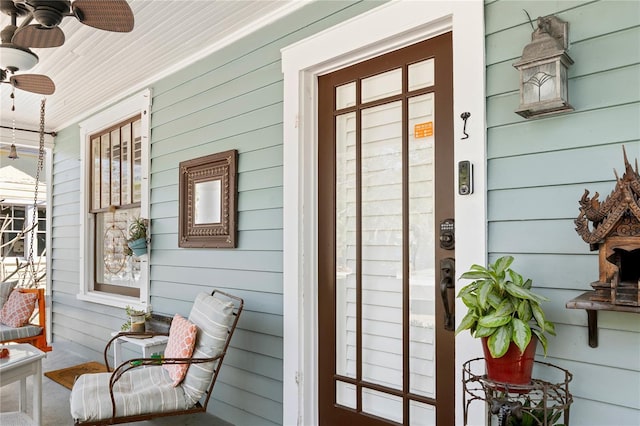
[282,1,487,424]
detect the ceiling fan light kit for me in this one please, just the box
[0,42,37,70]
[0,0,134,97]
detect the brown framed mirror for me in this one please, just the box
[178,149,238,248]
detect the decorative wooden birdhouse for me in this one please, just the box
[575,149,640,306]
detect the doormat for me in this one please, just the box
[44,361,108,390]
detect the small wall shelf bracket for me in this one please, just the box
[566,291,640,348]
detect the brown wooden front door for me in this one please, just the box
[318,33,455,425]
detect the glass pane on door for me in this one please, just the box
[408,93,436,398]
[408,59,435,91]
[336,112,357,379]
[363,388,403,423]
[410,400,436,426]
[336,381,357,409]
[362,68,402,103]
[361,101,403,390]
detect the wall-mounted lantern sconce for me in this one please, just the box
[513,15,573,119]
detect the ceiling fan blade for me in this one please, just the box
[72,0,134,32]
[13,25,65,48]
[10,73,55,95]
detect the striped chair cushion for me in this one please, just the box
[182,292,234,406]
[0,324,42,341]
[70,366,191,423]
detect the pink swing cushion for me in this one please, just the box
[0,289,37,328]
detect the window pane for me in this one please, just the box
[91,137,101,210]
[362,68,401,103]
[13,206,24,231]
[4,232,23,257]
[111,129,121,206]
[0,206,28,258]
[38,207,46,231]
[96,208,142,292]
[100,134,111,209]
[121,123,131,205]
[132,119,142,203]
[37,207,46,255]
[37,233,46,256]
[408,59,435,91]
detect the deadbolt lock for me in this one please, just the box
[439,218,455,250]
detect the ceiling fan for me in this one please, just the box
[0,0,134,95]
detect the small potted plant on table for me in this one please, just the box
[455,256,555,385]
[121,305,151,332]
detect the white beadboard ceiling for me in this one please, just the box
[0,0,302,137]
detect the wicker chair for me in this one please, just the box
[70,290,243,425]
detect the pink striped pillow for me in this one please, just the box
[162,314,197,386]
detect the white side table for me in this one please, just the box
[0,343,46,426]
[110,332,169,368]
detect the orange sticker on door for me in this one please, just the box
[414,122,433,138]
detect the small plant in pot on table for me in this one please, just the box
[121,305,151,332]
[455,256,555,385]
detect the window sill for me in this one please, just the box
[77,291,148,312]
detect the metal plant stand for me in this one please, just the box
[463,358,573,426]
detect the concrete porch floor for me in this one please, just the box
[0,343,232,426]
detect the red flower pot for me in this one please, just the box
[481,336,537,385]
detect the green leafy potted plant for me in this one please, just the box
[127,217,148,257]
[121,305,151,332]
[505,398,565,426]
[455,256,556,385]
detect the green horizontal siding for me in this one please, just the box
[488,103,640,157]
[486,0,640,422]
[50,2,384,424]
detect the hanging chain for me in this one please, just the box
[27,98,46,286]
[11,92,16,149]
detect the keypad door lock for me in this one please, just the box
[439,218,455,250]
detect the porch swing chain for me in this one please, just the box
[26,99,46,287]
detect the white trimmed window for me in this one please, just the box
[0,204,45,258]
[78,89,151,310]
